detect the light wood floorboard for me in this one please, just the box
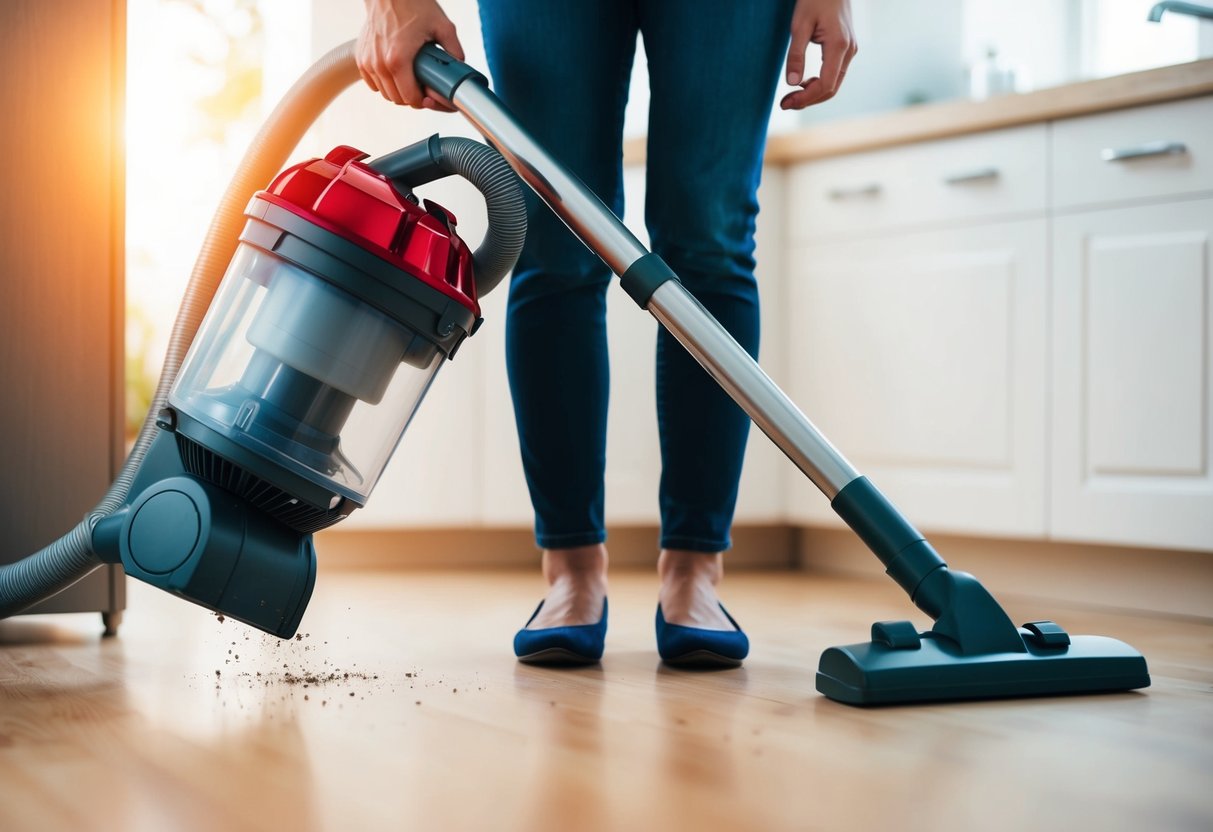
[1,569,1210,832]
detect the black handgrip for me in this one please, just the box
[414,43,488,102]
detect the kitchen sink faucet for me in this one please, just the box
[1148,1,1213,22]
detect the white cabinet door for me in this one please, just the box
[1051,198,1213,551]
[784,219,1049,536]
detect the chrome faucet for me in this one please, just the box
[1148,1,1213,21]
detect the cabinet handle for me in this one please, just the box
[1100,141,1188,162]
[943,166,1000,185]
[827,183,882,200]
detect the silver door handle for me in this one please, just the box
[827,183,882,200]
[1101,141,1188,162]
[943,167,1000,185]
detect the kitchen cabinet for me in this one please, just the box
[787,94,1212,553]
[1047,96,1213,551]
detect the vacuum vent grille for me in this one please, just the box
[175,434,346,534]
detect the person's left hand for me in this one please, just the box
[781,0,857,110]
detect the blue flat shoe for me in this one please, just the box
[514,598,607,665]
[655,603,749,668]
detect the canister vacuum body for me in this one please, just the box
[89,140,524,637]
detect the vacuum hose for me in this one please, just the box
[0,40,524,618]
[430,136,526,297]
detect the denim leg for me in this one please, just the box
[639,1,794,552]
[479,1,639,549]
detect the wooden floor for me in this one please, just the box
[1,568,1210,832]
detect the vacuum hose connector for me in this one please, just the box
[369,134,526,298]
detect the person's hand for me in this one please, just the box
[780,0,857,110]
[357,0,465,110]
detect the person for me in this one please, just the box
[357,0,856,666]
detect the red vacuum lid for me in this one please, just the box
[256,145,478,315]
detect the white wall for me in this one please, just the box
[795,0,966,125]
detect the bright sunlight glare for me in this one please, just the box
[125,0,264,439]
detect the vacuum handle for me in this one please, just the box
[414,43,488,104]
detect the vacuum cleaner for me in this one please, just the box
[0,42,1149,706]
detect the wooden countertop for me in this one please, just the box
[623,59,1213,166]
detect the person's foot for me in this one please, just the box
[657,549,735,630]
[525,544,609,629]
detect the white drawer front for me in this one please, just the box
[1051,96,1213,211]
[788,124,1047,242]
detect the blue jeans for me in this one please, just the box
[480,0,793,552]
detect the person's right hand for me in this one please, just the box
[357,0,465,110]
[780,0,857,110]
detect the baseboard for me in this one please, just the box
[314,524,1211,620]
[795,526,1213,620]
[314,525,797,571]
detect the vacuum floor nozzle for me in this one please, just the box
[817,627,1150,706]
